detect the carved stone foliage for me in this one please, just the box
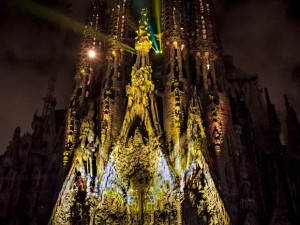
[187,93,209,166]
[91,193,127,225]
[206,93,224,149]
[51,8,231,225]
[51,168,78,225]
[100,88,114,149]
[52,132,230,225]
[112,130,160,186]
[183,161,230,225]
[64,109,78,166]
[171,80,184,136]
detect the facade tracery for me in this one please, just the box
[1,1,299,225]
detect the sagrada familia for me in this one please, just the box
[0,0,299,224]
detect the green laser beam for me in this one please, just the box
[154,0,162,51]
[148,24,159,52]
[10,0,136,54]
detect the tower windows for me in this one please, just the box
[200,0,204,13]
[206,4,210,14]
[201,16,207,40]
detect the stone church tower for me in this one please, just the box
[50,0,232,224]
[1,0,299,225]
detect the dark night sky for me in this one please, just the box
[0,0,299,154]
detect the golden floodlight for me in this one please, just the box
[88,49,96,59]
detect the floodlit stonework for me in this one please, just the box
[50,8,229,224]
[1,1,299,225]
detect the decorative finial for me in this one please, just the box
[134,8,153,67]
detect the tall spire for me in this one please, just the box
[190,0,225,92]
[134,8,153,68]
[283,94,300,224]
[161,0,190,174]
[42,73,56,118]
[98,0,134,155]
[265,88,281,137]
[285,94,300,158]
[70,0,103,105]
[119,8,161,140]
[63,0,103,168]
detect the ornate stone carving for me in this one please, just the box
[63,109,78,166]
[51,8,230,225]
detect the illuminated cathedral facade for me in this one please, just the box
[0,0,299,225]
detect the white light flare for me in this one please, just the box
[88,49,96,59]
[207,63,210,70]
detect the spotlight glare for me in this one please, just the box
[88,49,96,58]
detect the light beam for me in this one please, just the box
[154,0,162,51]
[10,0,136,54]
